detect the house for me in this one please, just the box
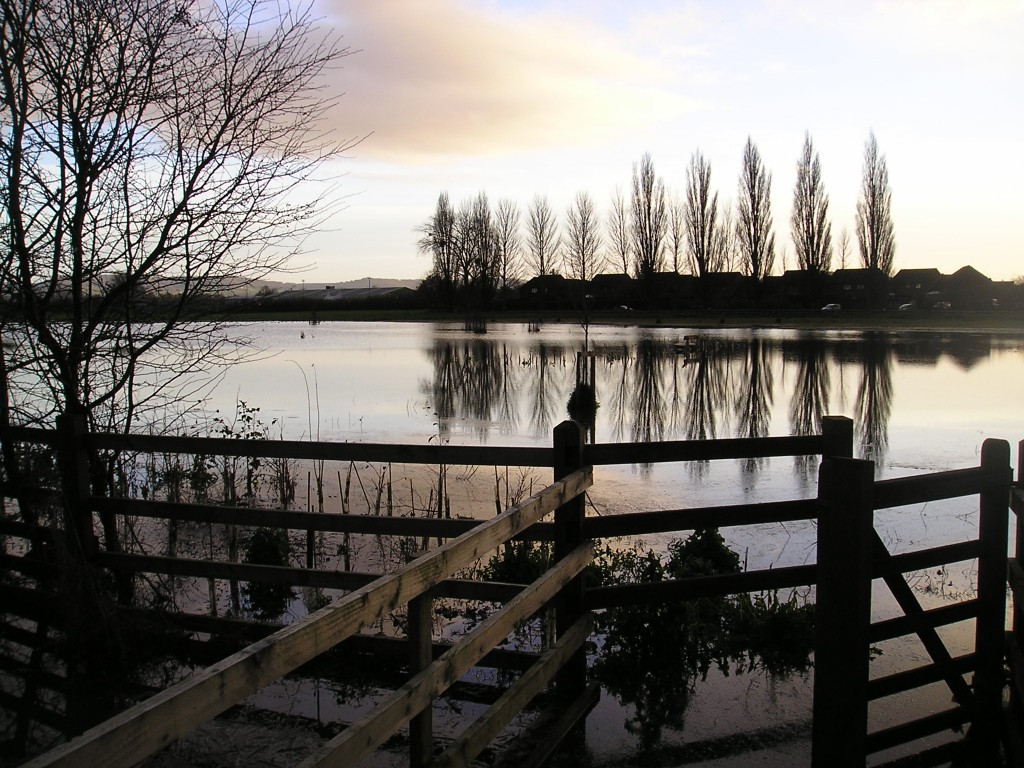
[946,266,995,310]
[827,268,890,309]
[701,272,752,309]
[891,268,945,309]
[519,274,574,308]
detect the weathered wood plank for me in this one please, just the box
[866,653,977,700]
[431,613,593,768]
[971,439,1012,757]
[90,497,555,540]
[812,457,873,768]
[0,516,50,539]
[408,592,433,768]
[494,682,601,768]
[0,584,58,622]
[1006,630,1024,712]
[1010,557,1024,600]
[583,434,823,465]
[870,533,974,707]
[98,552,526,602]
[873,466,993,509]
[117,608,545,673]
[21,468,591,768]
[0,425,59,446]
[583,499,817,539]
[867,599,980,644]
[0,552,58,580]
[873,540,981,579]
[585,564,816,610]
[1011,485,1024,516]
[297,542,593,768]
[0,690,66,732]
[865,707,971,755]
[86,431,552,468]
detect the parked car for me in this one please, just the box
[821,303,841,312]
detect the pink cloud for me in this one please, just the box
[321,0,692,161]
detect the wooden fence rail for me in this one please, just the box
[1005,439,1024,765]
[1,415,1019,766]
[18,466,592,768]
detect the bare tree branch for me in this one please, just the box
[1,0,355,432]
[524,194,559,277]
[684,150,719,279]
[630,153,667,281]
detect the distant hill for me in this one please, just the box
[243,276,421,296]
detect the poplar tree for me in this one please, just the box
[630,153,667,281]
[791,132,833,274]
[735,138,776,281]
[684,151,719,279]
[855,131,896,275]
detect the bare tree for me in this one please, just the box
[607,187,632,275]
[457,192,500,306]
[791,132,833,274]
[667,195,685,274]
[735,138,776,281]
[837,227,852,270]
[630,153,667,281]
[563,192,605,338]
[418,192,459,310]
[0,0,352,435]
[713,203,739,273]
[493,198,523,295]
[684,150,719,279]
[855,131,896,275]
[563,192,605,283]
[524,194,560,277]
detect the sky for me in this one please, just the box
[289,0,1024,284]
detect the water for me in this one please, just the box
[8,320,1024,765]
[194,321,1023,764]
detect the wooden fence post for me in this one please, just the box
[1015,440,1024,641]
[812,456,874,768]
[553,420,586,700]
[408,592,434,768]
[56,412,95,559]
[821,415,854,459]
[970,438,1011,759]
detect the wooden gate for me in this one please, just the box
[812,439,1013,767]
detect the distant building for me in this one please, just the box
[827,268,889,309]
[947,266,996,310]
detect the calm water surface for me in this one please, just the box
[204,321,1023,765]
[209,320,1023,477]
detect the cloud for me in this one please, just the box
[321,0,696,162]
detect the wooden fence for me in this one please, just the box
[0,416,1018,767]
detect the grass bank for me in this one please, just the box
[220,307,1024,333]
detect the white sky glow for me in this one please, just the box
[293,0,1023,283]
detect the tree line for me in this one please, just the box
[418,132,896,310]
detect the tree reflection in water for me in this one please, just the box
[469,531,816,753]
[855,334,894,468]
[525,342,569,438]
[631,337,667,446]
[735,337,775,475]
[789,336,831,479]
[589,530,814,751]
[419,329,919,481]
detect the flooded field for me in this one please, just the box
[4,320,1023,766]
